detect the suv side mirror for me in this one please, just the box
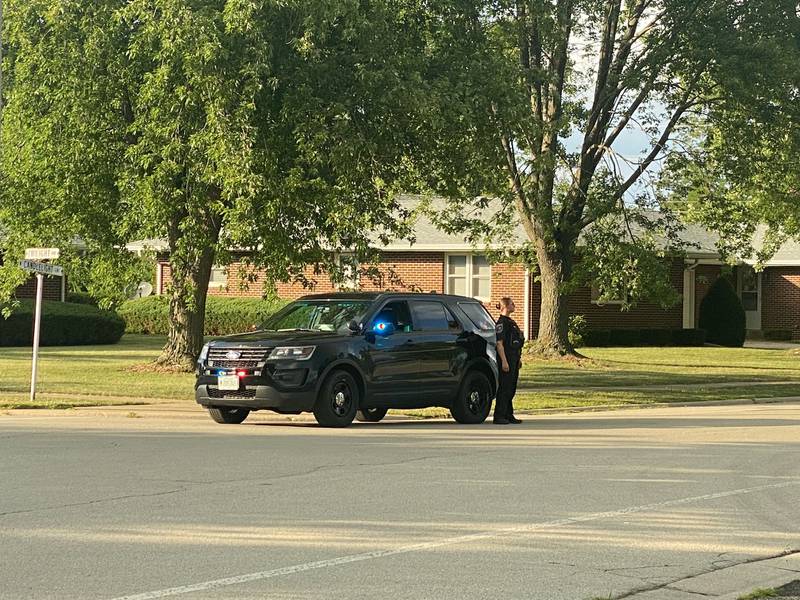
[347,319,363,334]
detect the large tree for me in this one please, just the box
[0,0,430,368]
[661,2,800,264]
[416,0,787,355]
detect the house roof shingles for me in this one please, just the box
[126,195,800,265]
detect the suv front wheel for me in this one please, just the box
[208,407,250,424]
[356,407,388,423]
[314,370,359,427]
[451,370,492,424]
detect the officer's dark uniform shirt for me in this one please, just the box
[495,315,525,361]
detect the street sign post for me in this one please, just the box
[19,250,62,402]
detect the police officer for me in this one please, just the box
[494,296,524,425]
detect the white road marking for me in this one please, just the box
[110,480,800,600]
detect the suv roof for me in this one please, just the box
[298,291,484,303]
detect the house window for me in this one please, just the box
[590,284,625,305]
[337,254,360,291]
[209,266,227,288]
[739,265,759,311]
[446,254,491,300]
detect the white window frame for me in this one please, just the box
[336,253,360,291]
[445,253,492,301]
[208,265,228,289]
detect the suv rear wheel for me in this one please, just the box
[208,407,250,424]
[314,370,359,427]
[356,407,388,423]
[451,370,492,424]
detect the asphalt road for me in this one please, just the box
[1,403,798,600]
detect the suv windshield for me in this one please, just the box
[261,300,371,333]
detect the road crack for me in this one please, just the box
[611,549,800,599]
[0,488,186,518]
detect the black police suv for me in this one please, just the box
[195,292,499,427]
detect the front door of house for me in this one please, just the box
[738,265,762,331]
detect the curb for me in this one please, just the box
[621,551,800,600]
[514,396,800,415]
[4,395,797,422]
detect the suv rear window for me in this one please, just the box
[458,302,495,331]
[410,301,450,331]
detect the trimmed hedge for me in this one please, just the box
[698,277,746,347]
[119,295,289,336]
[581,328,707,347]
[0,300,125,346]
[65,291,98,306]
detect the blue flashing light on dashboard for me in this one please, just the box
[373,321,394,335]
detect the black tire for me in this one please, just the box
[356,407,388,423]
[208,407,250,424]
[313,370,359,427]
[450,370,492,424]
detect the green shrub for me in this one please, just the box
[119,295,289,336]
[578,327,706,348]
[568,315,588,347]
[608,329,641,346]
[583,329,611,347]
[763,329,793,341]
[698,277,746,347]
[66,291,98,306]
[671,328,707,346]
[640,328,673,346]
[0,301,125,346]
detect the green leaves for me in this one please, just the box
[662,0,800,265]
[0,0,436,306]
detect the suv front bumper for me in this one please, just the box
[195,369,318,413]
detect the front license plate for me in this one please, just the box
[217,375,240,391]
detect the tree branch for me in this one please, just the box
[499,128,538,241]
[598,67,658,156]
[615,98,695,200]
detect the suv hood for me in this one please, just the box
[208,329,347,347]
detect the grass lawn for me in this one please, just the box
[520,346,800,388]
[0,335,194,408]
[0,334,798,410]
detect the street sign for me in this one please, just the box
[19,257,65,402]
[19,259,63,277]
[25,247,60,261]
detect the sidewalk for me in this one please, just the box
[745,340,800,350]
[621,551,800,600]
[4,393,797,422]
[518,379,800,393]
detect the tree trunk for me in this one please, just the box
[532,246,577,357]
[156,201,220,370]
[156,247,214,370]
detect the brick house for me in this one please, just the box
[1,252,67,302]
[136,201,800,341]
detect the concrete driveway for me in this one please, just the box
[1,403,798,600]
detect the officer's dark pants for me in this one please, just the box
[495,356,520,420]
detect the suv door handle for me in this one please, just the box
[402,339,415,346]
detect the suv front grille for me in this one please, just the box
[207,387,257,399]
[207,347,271,369]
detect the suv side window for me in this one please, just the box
[458,302,495,331]
[374,300,414,333]
[409,301,452,331]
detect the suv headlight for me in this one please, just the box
[198,343,211,362]
[269,346,316,360]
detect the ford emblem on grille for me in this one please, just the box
[225,350,242,360]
